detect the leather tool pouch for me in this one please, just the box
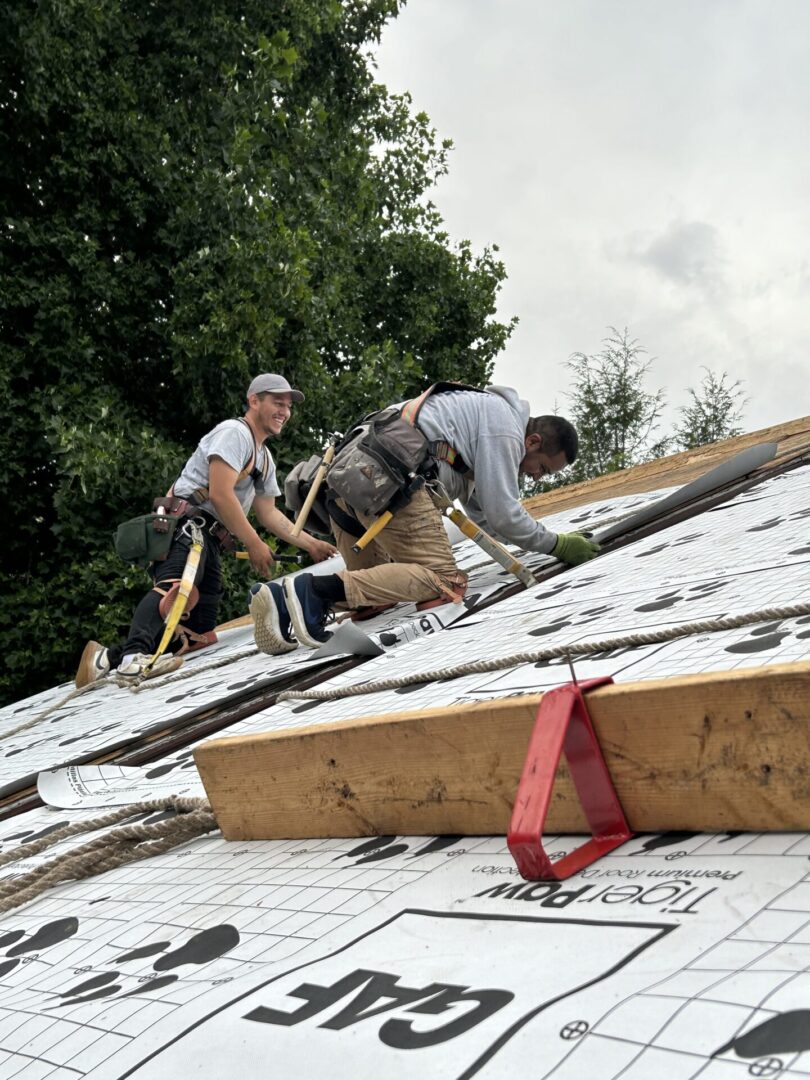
[326,408,429,517]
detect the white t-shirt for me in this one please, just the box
[174,419,280,520]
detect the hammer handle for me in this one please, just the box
[291,443,336,537]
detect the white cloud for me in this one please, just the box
[624,221,726,288]
[376,0,810,434]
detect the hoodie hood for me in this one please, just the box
[485,384,530,428]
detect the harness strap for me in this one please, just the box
[173,418,269,506]
[428,438,468,473]
[399,381,481,474]
[324,492,365,538]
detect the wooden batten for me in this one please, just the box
[194,661,810,839]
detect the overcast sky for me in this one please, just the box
[376,0,809,436]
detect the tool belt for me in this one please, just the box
[191,508,237,552]
[114,498,235,568]
[325,382,481,518]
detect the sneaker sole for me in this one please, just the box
[283,578,330,649]
[116,656,184,683]
[75,640,107,689]
[250,586,297,654]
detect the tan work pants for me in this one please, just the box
[332,490,467,609]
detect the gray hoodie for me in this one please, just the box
[416,386,558,554]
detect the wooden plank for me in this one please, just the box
[523,414,810,519]
[194,661,810,839]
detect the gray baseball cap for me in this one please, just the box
[247,373,304,403]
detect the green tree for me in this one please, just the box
[675,368,746,449]
[562,328,670,485]
[0,0,515,704]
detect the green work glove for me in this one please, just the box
[551,531,601,566]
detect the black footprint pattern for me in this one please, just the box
[715,1008,810,1059]
[0,917,79,978]
[334,835,462,865]
[725,622,791,654]
[145,749,197,780]
[0,820,71,854]
[630,832,699,855]
[634,579,726,613]
[55,924,239,1005]
[746,517,784,533]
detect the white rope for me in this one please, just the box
[0,681,107,742]
[277,601,810,703]
[0,796,215,914]
[123,647,258,691]
[0,646,260,744]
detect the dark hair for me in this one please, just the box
[526,415,578,464]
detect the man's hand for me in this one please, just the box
[552,532,601,566]
[247,536,276,578]
[306,537,338,563]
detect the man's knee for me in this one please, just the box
[185,592,220,633]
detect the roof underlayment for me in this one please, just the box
[1,416,810,1078]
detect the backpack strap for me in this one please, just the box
[235,417,270,483]
[170,419,268,507]
[399,381,484,473]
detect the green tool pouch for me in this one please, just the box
[113,497,191,568]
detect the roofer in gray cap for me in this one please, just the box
[75,373,336,688]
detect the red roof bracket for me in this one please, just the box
[507,676,634,880]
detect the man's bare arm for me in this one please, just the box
[253,496,337,562]
[207,457,274,576]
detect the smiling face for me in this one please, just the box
[518,432,568,482]
[249,391,293,437]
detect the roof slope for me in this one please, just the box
[0,418,809,1077]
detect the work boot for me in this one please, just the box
[283,574,333,648]
[116,653,184,682]
[248,583,297,655]
[75,641,111,689]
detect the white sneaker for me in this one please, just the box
[116,653,184,682]
[75,641,111,688]
[249,583,298,654]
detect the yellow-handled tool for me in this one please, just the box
[349,475,426,554]
[445,506,537,589]
[292,440,336,537]
[351,510,393,553]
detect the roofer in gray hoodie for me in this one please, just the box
[249,384,599,654]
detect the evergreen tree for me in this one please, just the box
[562,328,670,485]
[675,369,746,448]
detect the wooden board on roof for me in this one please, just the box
[195,659,810,840]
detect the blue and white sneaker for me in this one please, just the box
[249,582,298,654]
[283,574,332,648]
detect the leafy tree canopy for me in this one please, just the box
[0,0,515,703]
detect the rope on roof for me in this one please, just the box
[0,647,259,744]
[0,796,215,915]
[277,601,810,703]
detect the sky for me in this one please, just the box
[375,0,810,437]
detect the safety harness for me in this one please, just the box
[324,382,483,525]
